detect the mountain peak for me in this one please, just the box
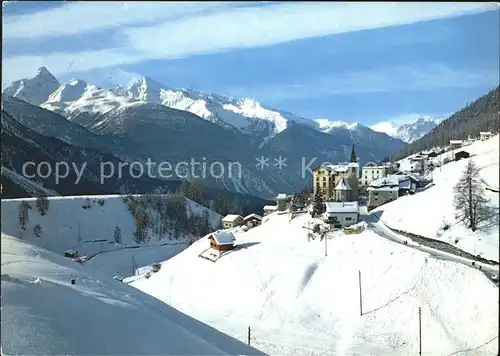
[3,66,60,106]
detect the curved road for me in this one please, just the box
[360,207,499,287]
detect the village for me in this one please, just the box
[201,131,495,259]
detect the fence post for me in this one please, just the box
[418,307,422,355]
[359,270,363,316]
[248,326,251,346]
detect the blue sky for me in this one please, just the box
[3,1,499,126]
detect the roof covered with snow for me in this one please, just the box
[369,175,399,188]
[276,193,288,200]
[449,140,463,144]
[263,205,278,211]
[324,202,359,214]
[221,214,242,222]
[335,177,352,191]
[244,213,263,221]
[208,230,236,246]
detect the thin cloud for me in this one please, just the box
[222,64,499,102]
[2,2,498,84]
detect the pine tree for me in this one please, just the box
[453,160,493,231]
[312,190,324,217]
[290,192,300,212]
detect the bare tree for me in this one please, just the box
[453,160,492,231]
[18,201,30,230]
[36,194,50,215]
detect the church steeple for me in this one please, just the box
[350,143,357,163]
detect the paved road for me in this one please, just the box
[360,208,499,287]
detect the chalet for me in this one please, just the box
[449,140,463,150]
[454,150,470,161]
[206,230,235,251]
[221,214,243,229]
[262,205,278,216]
[427,151,439,158]
[276,194,289,211]
[243,213,263,228]
[367,176,399,210]
[480,131,492,141]
[323,202,359,228]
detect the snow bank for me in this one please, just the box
[0,234,263,355]
[131,213,498,355]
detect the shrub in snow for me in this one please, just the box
[33,224,43,237]
[81,198,91,209]
[152,263,161,273]
[36,195,50,215]
[97,198,105,206]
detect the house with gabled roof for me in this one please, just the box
[221,214,243,229]
[323,202,359,228]
[262,205,278,216]
[367,176,399,210]
[243,213,263,228]
[206,230,236,251]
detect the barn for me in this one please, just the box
[206,230,236,251]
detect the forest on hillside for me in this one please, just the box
[394,86,499,160]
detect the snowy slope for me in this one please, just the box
[0,195,222,277]
[371,116,441,143]
[378,135,499,262]
[131,212,498,355]
[0,234,264,355]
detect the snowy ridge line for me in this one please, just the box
[383,223,499,266]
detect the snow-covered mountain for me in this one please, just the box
[3,68,407,198]
[5,67,398,145]
[3,66,60,105]
[370,116,442,143]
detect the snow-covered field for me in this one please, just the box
[378,135,499,262]
[0,195,221,277]
[131,212,499,355]
[1,234,263,355]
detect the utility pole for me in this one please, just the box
[324,229,328,257]
[77,223,81,243]
[247,326,251,346]
[359,270,363,316]
[418,307,422,355]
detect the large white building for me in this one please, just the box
[361,165,392,187]
[323,202,359,228]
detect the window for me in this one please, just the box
[345,217,352,221]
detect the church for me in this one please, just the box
[312,144,360,202]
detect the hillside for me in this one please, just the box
[0,195,221,277]
[377,135,499,262]
[1,234,264,355]
[130,212,499,355]
[395,86,499,159]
